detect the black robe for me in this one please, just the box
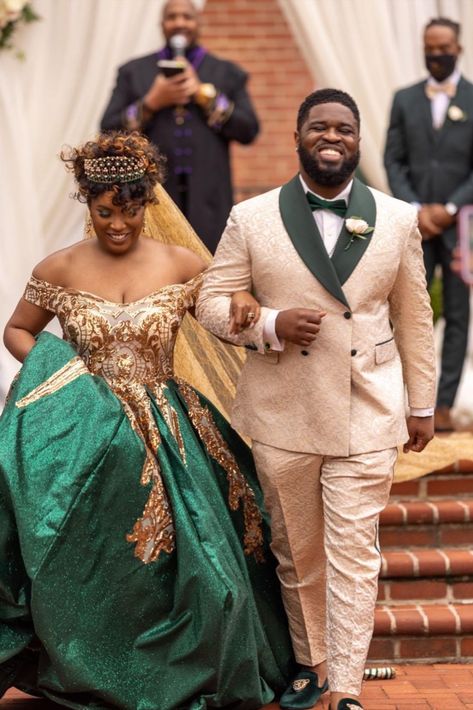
[100,50,260,253]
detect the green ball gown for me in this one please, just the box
[0,274,294,709]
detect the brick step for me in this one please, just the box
[369,603,473,663]
[380,500,473,526]
[379,500,473,549]
[378,576,473,604]
[375,602,473,636]
[390,462,473,499]
[381,548,473,578]
[368,633,473,663]
[380,523,473,550]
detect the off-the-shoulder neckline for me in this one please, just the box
[28,273,203,307]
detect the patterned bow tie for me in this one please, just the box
[425,82,456,99]
[306,191,347,217]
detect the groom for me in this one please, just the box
[196,89,436,710]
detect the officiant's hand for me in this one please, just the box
[144,64,199,111]
[403,415,434,453]
[275,308,326,347]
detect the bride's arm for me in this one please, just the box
[228,291,261,334]
[4,253,67,363]
[4,298,55,363]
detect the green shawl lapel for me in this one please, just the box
[278,175,377,309]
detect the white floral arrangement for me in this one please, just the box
[344,216,374,250]
[0,0,39,56]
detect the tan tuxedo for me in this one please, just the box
[196,176,436,695]
[197,177,435,454]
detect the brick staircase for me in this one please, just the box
[368,461,473,664]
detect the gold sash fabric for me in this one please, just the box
[395,432,473,481]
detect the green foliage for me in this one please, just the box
[0,18,15,49]
[23,4,40,23]
[429,274,443,323]
[0,3,40,54]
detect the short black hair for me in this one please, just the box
[297,89,360,131]
[425,17,461,39]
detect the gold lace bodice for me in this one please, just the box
[22,275,263,565]
[24,275,203,388]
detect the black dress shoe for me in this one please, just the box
[331,699,364,710]
[280,669,329,709]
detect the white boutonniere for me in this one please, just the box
[344,216,374,250]
[448,105,467,122]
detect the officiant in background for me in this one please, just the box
[100,0,259,254]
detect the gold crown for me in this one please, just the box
[84,155,146,184]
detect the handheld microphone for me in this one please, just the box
[158,34,187,77]
[169,34,187,58]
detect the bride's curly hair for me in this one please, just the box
[61,131,166,206]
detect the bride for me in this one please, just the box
[0,130,293,709]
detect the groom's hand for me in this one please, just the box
[275,308,326,346]
[403,415,434,453]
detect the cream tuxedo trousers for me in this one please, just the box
[252,443,397,695]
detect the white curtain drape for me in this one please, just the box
[0,0,204,399]
[278,0,473,189]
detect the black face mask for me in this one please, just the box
[425,53,457,82]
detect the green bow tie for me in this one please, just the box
[306,191,347,217]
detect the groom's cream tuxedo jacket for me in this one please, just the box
[196,176,436,456]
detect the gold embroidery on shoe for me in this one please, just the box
[16,357,89,408]
[293,679,311,692]
[177,380,264,561]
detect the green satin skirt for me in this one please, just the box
[0,333,294,709]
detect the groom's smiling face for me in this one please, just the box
[295,102,360,191]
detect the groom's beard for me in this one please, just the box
[298,144,360,187]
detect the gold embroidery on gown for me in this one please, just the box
[22,275,264,563]
[178,381,264,561]
[16,356,89,408]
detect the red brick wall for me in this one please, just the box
[201,0,314,201]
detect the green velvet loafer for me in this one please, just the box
[332,699,364,710]
[280,669,329,709]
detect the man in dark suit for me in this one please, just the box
[100,0,259,253]
[384,17,473,431]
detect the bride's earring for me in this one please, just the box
[142,214,149,237]
[84,215,95,240]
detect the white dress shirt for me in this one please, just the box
[412,70,461,213]
[263,176,352,350]
[427,68,461,129]
[299,175,352,256]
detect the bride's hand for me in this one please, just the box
[229,291,261,334]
